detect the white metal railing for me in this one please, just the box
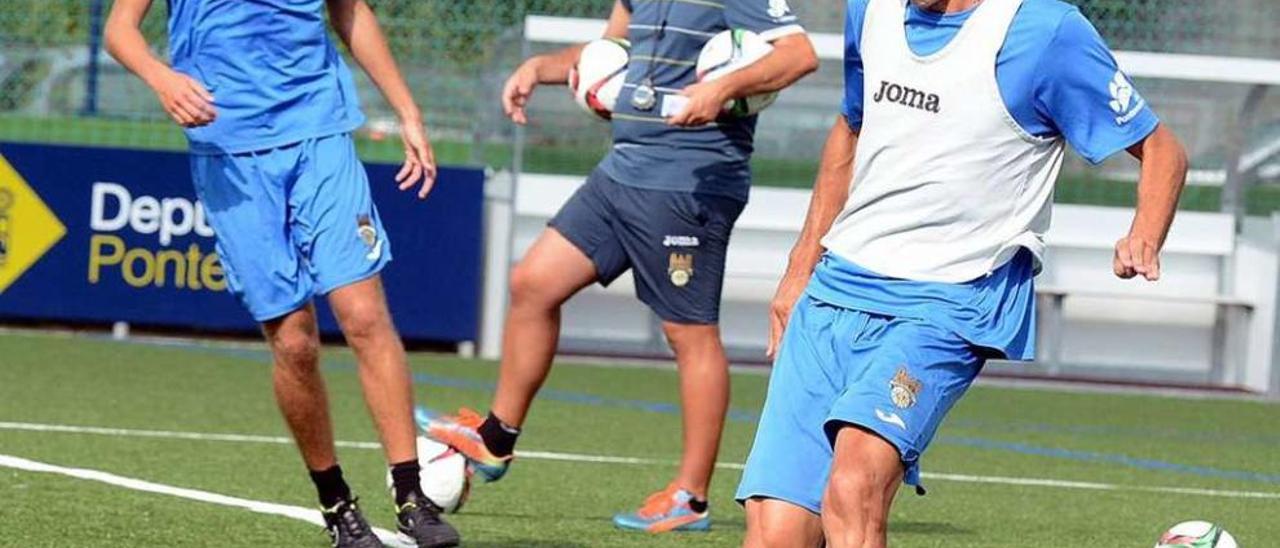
[479,173,1277,395]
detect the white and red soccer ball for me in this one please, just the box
[570,37,630,120]
[1155,521,1237,548]
[570,29,779,121]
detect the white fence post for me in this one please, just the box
[479,170,515,360]
[1272,213,1280,399]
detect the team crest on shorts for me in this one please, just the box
[889,368,921,409]
[668,253,694,287]
[356,215,377,248]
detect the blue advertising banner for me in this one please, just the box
[0,142,483,342]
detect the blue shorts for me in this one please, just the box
[549,168,745,324]
[735,294,985,513]
[190,133,391,322]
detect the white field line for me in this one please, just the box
[4,421,1280,501]
[0,453,412,547]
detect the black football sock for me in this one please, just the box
[389,460,426,506]
[477,411,520,458]
[309,464,352,508]
[689,498,709,514]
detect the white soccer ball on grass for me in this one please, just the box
[1154,521,1238,548]
[385,435,472,513]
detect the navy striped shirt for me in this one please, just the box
[599,0,803,202]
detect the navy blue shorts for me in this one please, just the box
[549,168,745,324]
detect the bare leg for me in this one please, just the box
[263,304,334,470]
[663,321,730,498]
[328,275,416,464]
[822,426,903,548]
[743,497,825,548]
[490,228,598,426]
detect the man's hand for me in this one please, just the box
[149,69,215,128]
[668,80,729,127]
[766,272,809,359]
[1113,234,1161,281]
[502,60,542,125]
[396,118,437,199]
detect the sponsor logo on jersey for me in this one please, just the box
[873,80,940,113]
[668,252,694,287]
[889,367,922,409]
[1108,70,1146,125]
[663,235,700,248]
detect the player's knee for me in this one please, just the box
[508,262,558,309]
[663,322,721,351]
[339,306,391,348]
[825,466,886,518]
[271,330,319,371]
[756,521,808,548]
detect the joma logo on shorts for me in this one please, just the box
[872,80,940,113]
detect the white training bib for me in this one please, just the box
[821,0,1066,283]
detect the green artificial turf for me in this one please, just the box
[1,331,1277,547]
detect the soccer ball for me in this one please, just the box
[1155,521,1238,548]
[570,37,630,121]
[696,29,779,117]
[386,435,472,513]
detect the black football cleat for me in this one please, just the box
[321,498,385,548]
[395,491,460,548]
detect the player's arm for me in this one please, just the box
[103,0,215,128]
[766,116,859,358]
[668,34,818,127]
[502,0,631,125]
[1114,124,1187,281]
[327,0,435,198]
[1024,9,1189,282]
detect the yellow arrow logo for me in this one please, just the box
[0,153,66,294]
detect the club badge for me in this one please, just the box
[889,368,921,409]
[668,252,694,287]
[357,215,377,248]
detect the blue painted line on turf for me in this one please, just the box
[114,336,1280,485]
[948,419,1280,447]
[409,371,762,423]
[121,337,765,423]
[941,435,1280,485]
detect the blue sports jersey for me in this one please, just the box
[841,0,1159,164]
[812,0,1165,360]
[167,0,366,155]
[598,0,804,203]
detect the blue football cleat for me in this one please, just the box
[612,485,711,533]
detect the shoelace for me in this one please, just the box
[330,500,372,539]
[400,496,446,527]
[449,407,485,429]
[637,485,681,518]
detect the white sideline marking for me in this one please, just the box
[4,421,1279,501]
[0,453,411,547]
[924,473,1280,500]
